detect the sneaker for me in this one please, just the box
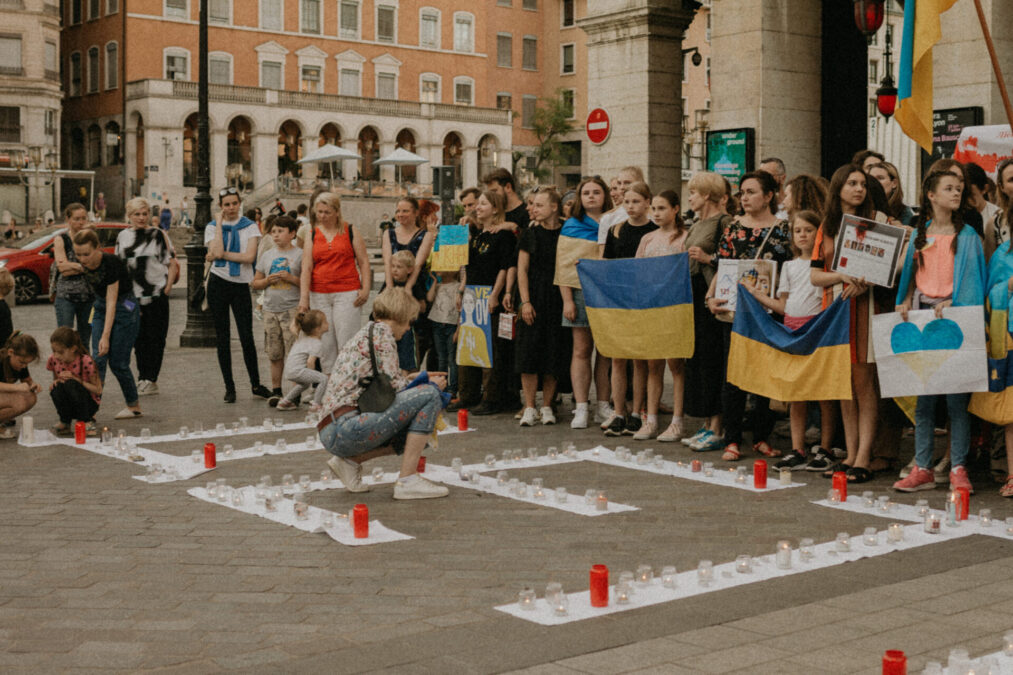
[775,450,808,470]
[893,466,936,492]
[540,406,556,425]
[137,380,158,396]
[571,406,589,429]
[596,401,613,423]
[657,421,684,443]
[804,425,820,445]
[276,400,298,411]
[949,465,973,494]
[599,412,618,431]
[327,456,370,493]
[267,395,281,408]
[393,475,449,500]
[224,390,236,404]
[136,379,150,395]
[514,408,526,420]
[604,416,626,437]
[934,456,951,483]
[633,420,657,441]
[519,408,538,427]
[694,434,726,452]
[683,427,709,447]
[0,426,16,439]
[805,447,834,472]
[623,415,642,436]
[251,384,274,399]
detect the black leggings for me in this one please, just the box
[51,379,99,424]
[720,323,773,446]
[136,295,170,382]
[207,274,260,392]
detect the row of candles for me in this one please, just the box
[62,414,319,448]
[912,639,1013,674]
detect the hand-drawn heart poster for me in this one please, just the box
[872,307,988,398]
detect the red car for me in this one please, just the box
[0,224,127,304]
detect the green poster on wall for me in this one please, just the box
[706,128,755,190]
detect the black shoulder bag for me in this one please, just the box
[357,322,396,413]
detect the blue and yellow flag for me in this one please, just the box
[969,241,1013,425]
[576,254,694,360]
[727,289,852,401]
[431,224,468,272]
[895,0,959,151]
[554,215,600,288]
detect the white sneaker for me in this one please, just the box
[571,406,589,429]
[898,456,917,478]
[600,412,619,431]
[596,401,613,423]
[327,456,370,493]
[137,380,159,396]
[519,407,538,427]
[657,421,684,442]
[540,406,556,425]
[934,456,951,483]
[632,420,657,441]
[135,380,149,394]
[393,475,449,500]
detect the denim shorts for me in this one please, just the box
[561,287,589,328]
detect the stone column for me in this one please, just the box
[461,146,478,189]
[210,127,228,191]
[301,136,319,182]
[378,141,396,184]
[579,0,698,189]
[252,131,277,190]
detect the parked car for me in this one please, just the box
[0,224,127,304]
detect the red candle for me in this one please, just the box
[690,459,702,472]
[882,649,906,674]
[417,455,426,473]
[457,409,468,432]
[589,564,608,607]
[353,503,369,538]
[955,487,969,520]
[753,460,767,489]
[832,471,848,502]
[74,421,87,444]
[203,442,216,469]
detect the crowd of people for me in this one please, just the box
[1,151,1012,502]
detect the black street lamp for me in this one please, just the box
[876,25,898,119]
[180,0,216,347]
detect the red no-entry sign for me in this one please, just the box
[586,108,611,145]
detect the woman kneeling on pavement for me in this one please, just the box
[317,287,450,500]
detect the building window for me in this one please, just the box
[87,125,101,168]
[706,11,711,42]
[0,107,20,143]
[522,36,537,70]
[0,37,22,76]
[497,34,512,68]
[420,74,439,102]
[71,0,83,23]
[69,52,82,95]
[105,121,121,165]
[377,72,396,99]
[164,0,186,19]
[87,46,100,93]
[300,0,321,34]
[523,0,537,9]
[209,53,231,84]
[496,92,511,110]
[869,98,877,118]
[453,77,473,105]
[165,50,188,80]
[561,0,574,27]
[44,41,57,79]
[521,95,536,128]
[89,0,100,20]
[453,13,474,53]
[208,0,230,24]
[261,0,282,30]
[45,109,56,136]
[683,52,690,83]
[561,88,575,118]
[105,42,118,89]
[339,1,359,38]
[706,56,711,86]
[561,43,575,74]
[419,9,439,49]
[497,0,511,6]
[339,68,360,96]
[261,61,282,89]
[869,60,878,84]
[376,5,396,43]
[107,0,119,14]
[300,65,321,92]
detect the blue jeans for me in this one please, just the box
[431,322,458,395]
[914,393,971,469]
[396,328,417,371]
[92,297,140,405]
[319,385,443,459]
[55,296,93,349]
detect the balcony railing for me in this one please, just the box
[0,0,25,9]
[0,66,24,77]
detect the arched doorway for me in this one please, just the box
[478,134,499,184]
[395,129,417,183]
[228,116,253,190]
[442,132,463,189]
[183,113,199,186]
[86,124,101,168]
[105,121,122,166]
[277,120,302,179]
[357,126,379,181]
[70,128,86,170]
[318,122,341,180]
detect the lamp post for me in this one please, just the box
[876,25,898,119]
[8,145,59,223]
[179,0,216,347]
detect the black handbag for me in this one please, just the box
[357,322,396,413]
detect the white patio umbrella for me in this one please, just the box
[374,147,429,185]
[297,143,361,183]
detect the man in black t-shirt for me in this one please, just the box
[483,168,529,230]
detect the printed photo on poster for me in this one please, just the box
[714,259,778,322]
[431,225,469,272]
[831,214,907,288]
[456,285,493,368]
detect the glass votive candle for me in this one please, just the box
[299,474,311,490]
[924,513,942,534]
[532,477,544,489]
[554,486,567,502]
[253,441,263,454]
[861,491,875,508]
[1003,629,1013,657]
[239,416,249,429]
[275,439,286,453]
[322,513,334,529]
[231,489,244,506]
[827,488,842,503]
[485,453,496,466]
[916,499,930,517]
[661,565,677,588]
[260,474,272,487]
[305,435,315,448]
[232,421,240,434]
[615,579,633,604]
[140,428,151,440]
[205,481,217,498]
[293,494,308,520]
[835,532,851,552]
[527,447,538,460]
[320,470,331,484]
[795,539,812,563]
[734,466,747,483]
[215,422,226,434]
[371,467,384,483]
[179,426,189,439]
[635,565,652,586]
[190,449,201,463]
[553,594,569,616]
[263,495,276,512]
[451,457,463,472]
[517,586,536,611]
[979,508,993,528]
[547,446,558,459]
[887,523,904,543]
[501,450,511,463]
[863,527,879,546]
[264,418,273,430]
[223,444,234,457]
[735,555,752,574]
[532,486,545,499]
[512,449,523,462]
[545,581,563,605]
[274,418,284,429]
[496,471,508,486]
[703,461,714,477]
[584,488,596,505]
[775,540,792,569]
[1006,516,1013,535]
[271,486,283,500]
[508,478,519,494]
[281,473,294,487]
[697,560,714,587]
[595,491,608,511]
[643,448,654,461]
[691,459,702,472]
[877,495,891,513]
[653,455,664,469]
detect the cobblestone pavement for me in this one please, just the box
[3,292,1012,673]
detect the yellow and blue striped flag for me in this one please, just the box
[727,288,852,401]
[576,253,694,360]
[554,215,601,288]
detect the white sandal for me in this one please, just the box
[114,408,143,420]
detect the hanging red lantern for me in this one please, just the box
[876,81,898,119]
[853,0,886,40]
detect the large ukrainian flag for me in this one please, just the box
[554,215,601,288]
[576,253,694,359]
[969,243,1013,425]
[727,288,852,401]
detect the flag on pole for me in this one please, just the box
[727,289,852,402]
[895,0,960,151]
[576,254,694,360]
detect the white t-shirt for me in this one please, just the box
[284,335,323,378]
[596,206,628,245]
[428,281,458,325]
[204,218,260,284]
[778,258,822,319]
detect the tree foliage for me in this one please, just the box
[522,89,575,181]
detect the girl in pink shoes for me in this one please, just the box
[893,170,986,494]
[47,327,102,435]
[634,190,689,441]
